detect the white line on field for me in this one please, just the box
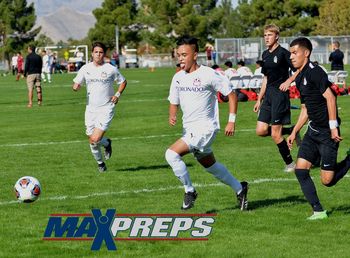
[0,177,298,206]
[0,129,255,147]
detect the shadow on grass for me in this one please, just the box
[115,163,194,172]
[328,205,350,215]
[205,195,307,213]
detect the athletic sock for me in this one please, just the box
[165,149,194,193]
[282,125,294,135]
[295,169,323,212]
[205,162,242,193]
[90,143,103,164]
[277,139,293,165]
[326,155,350,187]
[100,137,109,148]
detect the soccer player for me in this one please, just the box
[24,45,43,108]
[287,37,350,220]
[72,42,127,172]
[41,50,52,83]
[253,24,299,173]
[165,36,248,210]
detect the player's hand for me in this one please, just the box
[111,96,119,104]
[279,81,290,92]
[72,84,81,91]
[253,100,261,113]
[225,122,235,136]
[331,128,342,142]
[169,116,176,126]
[287,134,295,150]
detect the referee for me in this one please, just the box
[287,37,350,220]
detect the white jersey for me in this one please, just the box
[168,65,232,131]
[73,62,125,109]
[42,54,51,73]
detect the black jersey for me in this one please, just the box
[295,62,339,129]
[329,49,344,71]
[261,45,293,89]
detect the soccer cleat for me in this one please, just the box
[295,131,302,147]
[307,210,328,220]
[284,161,295,173]
[104,139,112,160]
[98,162,107,173]
[181,191,198,210]
[237,181,248,211]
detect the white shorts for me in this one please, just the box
[181,128,218,159]
[85,103,115,136]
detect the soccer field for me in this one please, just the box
[0,68,349,258]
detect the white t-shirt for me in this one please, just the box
[11,56,18,67]
[168,65,232,131]
[224,68,237,79]
[73,62,125,109]
[42,54,51,72]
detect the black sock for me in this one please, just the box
[295,169,323,212]
[267,126,271,136]
[277,139,293,165]
[282,125,294,135]
[325,156,350,187]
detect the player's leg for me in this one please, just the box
[165,139,195,209]
[295,131,327,220]
[197,152,248,210]
[35,75,42,105]
[89,128,107,172]
[26,75,34,107]
[47,72,51,83]
[271,124,294,172]
[256,121,270,136]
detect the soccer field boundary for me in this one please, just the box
[0,129,256,148]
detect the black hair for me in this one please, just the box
[237,60,245,66]
[176,36,199,52]
[224,61,233,68]
[290,37,313,56]
[92,42,107,53]
[28,45,36,52]
[256,60,263,66]
[211,64,220,70]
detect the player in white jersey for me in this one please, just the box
[73,42,127,172]
[41,50,51,83]
[165,36,249,210]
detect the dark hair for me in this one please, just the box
[237,60,245,66]
[334,41,340,48]
[176,36,199,52]
[211,64,220,70]
[224,61,233,68]
[28,45,36,52]
[290,37,313,56]
[256,60,263,66]
[92,42,107,53]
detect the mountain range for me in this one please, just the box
[28,0,103,42]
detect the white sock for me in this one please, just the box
[206,162,242,193]
[100,137,109,148]
[165,149,194,193]
[90,143,103,164]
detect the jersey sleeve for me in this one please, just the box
[114,67,126,84]
[311,67,332,95]
[73,65,86,85]
[211,71,232,96]
[168,75,180,105]
[261,51,267,75]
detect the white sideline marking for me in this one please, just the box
[0,129,255,148]
[0,177,297,206]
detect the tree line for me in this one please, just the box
[1,0,349,66]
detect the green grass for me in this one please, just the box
[0,67,349,258]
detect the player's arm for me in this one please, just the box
[323,88,342,142]
[279,70,299,91]
[111,80,127,104]
[253,76,267,112]
[72,82,81,91]
[169,104,178,126]
[287,103,308,149]
[225,91,238,136]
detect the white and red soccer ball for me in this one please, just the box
[14,176,41,203]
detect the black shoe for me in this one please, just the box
[237,181,248,211]
[181,191,198,210]
[98,162,107,173]
[104,139,112,160]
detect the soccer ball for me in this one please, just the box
[14,176,41,203]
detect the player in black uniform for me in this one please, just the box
[287,37,350,220]
[253,24,299,173]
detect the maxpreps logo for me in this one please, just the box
[43,209,216,251]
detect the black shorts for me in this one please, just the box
[258,87,291,125]
[297,125,339,171]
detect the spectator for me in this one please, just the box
[224,61,237,79]
[254,60,263,75]
[11,54,18,76]
[329,41,344,71]
[236,60,253,76]
[41,50,51,83]
[16,52,24,81]
[24,45,42,107]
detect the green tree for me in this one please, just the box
[88,0,138,51]
[0,0,39,66]
[237,0,321,37]
[315,0,350,35]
